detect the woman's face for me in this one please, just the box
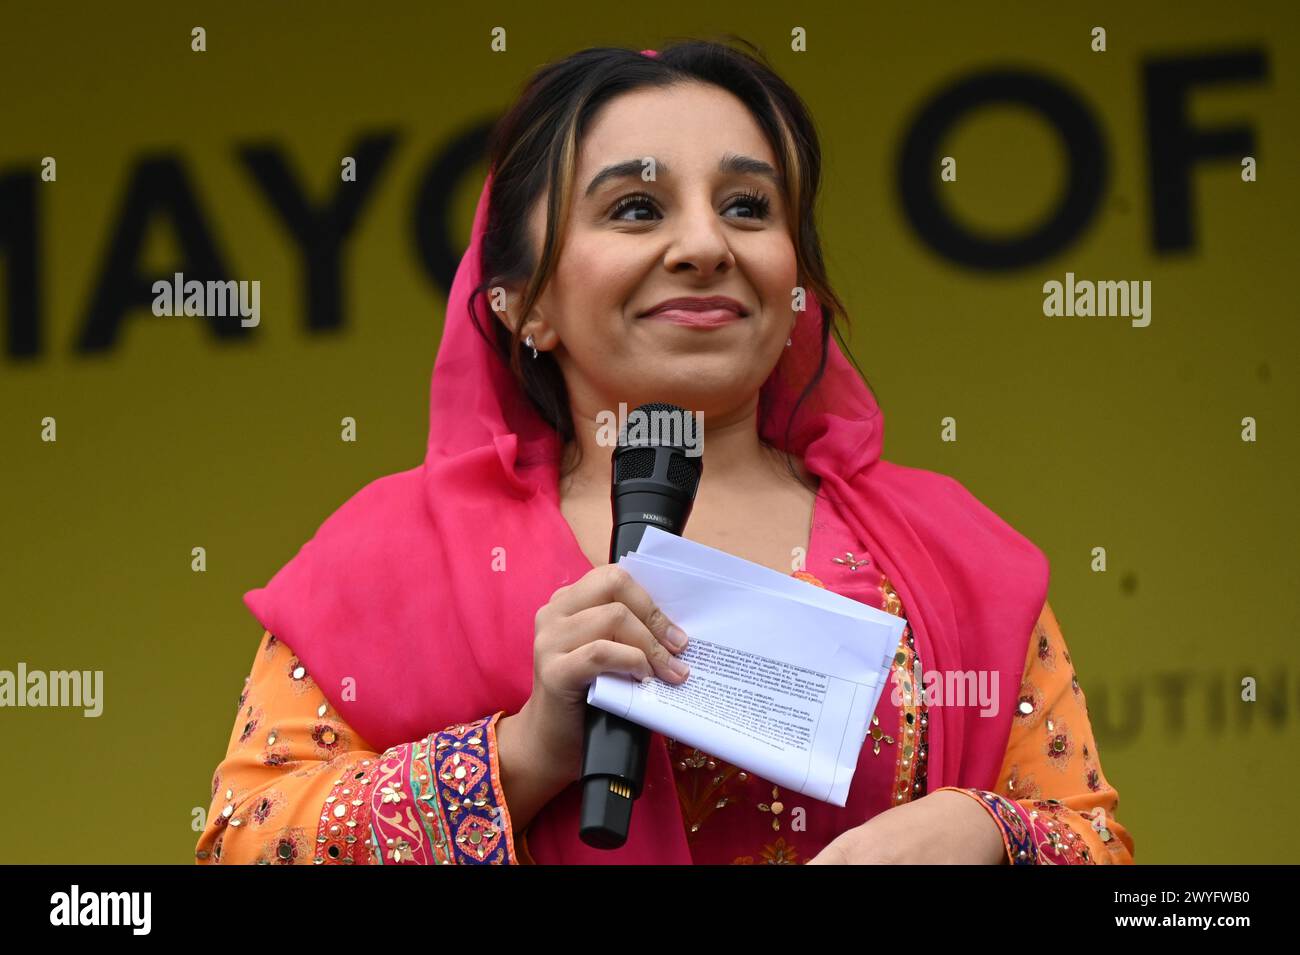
[507,81,799,423]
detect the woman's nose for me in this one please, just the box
[661,204,735,275]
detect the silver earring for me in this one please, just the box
[525,334,538,359]
[786,337,793,347]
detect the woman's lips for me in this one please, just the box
[640,308,745,328]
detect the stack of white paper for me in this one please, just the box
[586,526,906,807]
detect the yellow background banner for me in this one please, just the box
[0,1,1295,862]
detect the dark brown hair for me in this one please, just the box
[469,35,876,490]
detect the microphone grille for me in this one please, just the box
[666,452,701,495]
[612,446,700,494]
[615,447,656,481]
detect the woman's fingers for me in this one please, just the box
[546,564,688,660]
[558,602,690,684]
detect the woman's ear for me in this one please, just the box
[485,280,520,334]
[487,280,556,351]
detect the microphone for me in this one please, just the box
[578,402,703,849]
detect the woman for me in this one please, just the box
[196,40,1133,865]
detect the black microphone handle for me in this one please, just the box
[577,519,655,849]
[578,707,650,848]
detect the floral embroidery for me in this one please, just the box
[314,756,381,865]
[198,628,518,866]
[760,837,800,863]
[668,742,741,837]
[756,784,787,831]
[428,713,515,864]
[368,741,439,865]
[263,826,309,865]
[237,705,262,744]
[286,656,315,695]
[263,745,293,768]
[212,781,248,833]
[1035,622,1057,672]
[310,722,348,758]
[367,714,515,865]
[1023,799,1093,864]
[867,714,895,756]
[250,789,284,827]
[1044,713,1074,768]
[1014,681,1044,725]
[733,836,800,865]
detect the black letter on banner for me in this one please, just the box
[0,169,40,359]
[412,120,494,295]
[239,131,399,333]
[897,70,1107,270]
[77,155,241,353]
[1143,49,1268,252]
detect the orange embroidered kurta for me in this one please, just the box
[942,599,1134,864]
[195,630,514,865]
[195,593,1132,865]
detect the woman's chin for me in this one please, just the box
[617,367,770,410]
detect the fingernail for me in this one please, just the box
[666,625,688,650]
[669,658,690,679]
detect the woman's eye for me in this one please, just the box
[724,192,772,219]
[609,191,773,223]
[610,194,659,221]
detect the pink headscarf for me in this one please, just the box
[244,55,1048,863]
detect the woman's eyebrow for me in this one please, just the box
[583,153,783,197]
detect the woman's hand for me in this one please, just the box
[805,790,1008,864]
[515,564,691,789]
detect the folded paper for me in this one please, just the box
[587,527,905,806]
